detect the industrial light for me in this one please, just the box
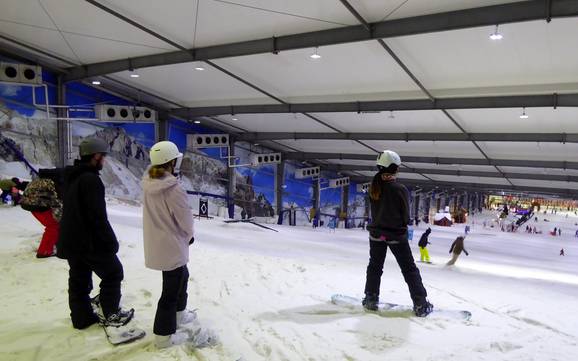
[254,143,260,146]
[91,80,101,85]
[232,117,238,121]
[194,120,201,124]
[130,73,140,78]
[194,62,205,71]
[310,47,321,60]
[519,107,529,119]
[490,25,503,40]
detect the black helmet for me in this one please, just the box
[79,138,108,157]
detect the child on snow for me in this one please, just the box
[142,141,196,349]
[446,236,469,266]
[418,228,432,263]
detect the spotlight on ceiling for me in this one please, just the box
[310,47,321,60]
[130,73,140,78]
[91,80,101,85]
[232,117,238,121]
[194,62,205,71]
[519,107,529,119]
[490,25,503,40]
[194,120,201,124]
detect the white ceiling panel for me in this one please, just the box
[326,159,376,167]
[213,113,332,132]
[477,142,578,162]
[275,139,372,153]
[510,179,578,191]
[349,0,521,23]
[312,110,459,133]
[386,18,578,91]
[214,40,420,103]
[363,141,483,158]
[108,0,357,48]
[110,63,276,106]
[497,166,578,177]
[397,172,430,181]
[426,174,510,185]
[451,107,578,133]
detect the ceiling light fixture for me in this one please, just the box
[91,80,101,85]
[232,117,238,121]
[194,120,201,124]
[490,25,503,40]
[254,143,260,146]
[310,47,321,60]
[519,107,529,119]
[194,62,205,71]
[130,73,140,78]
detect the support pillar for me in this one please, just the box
[227,142,236,219]
[341,184,349,228]
[56,76,69,167]
[155,111,169,142]
[275,161,284,216]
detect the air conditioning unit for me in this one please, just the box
[95,105,157,122]
[0,62,42,84]
[187,134,230,149]
[295,166,320,179]
[250,152,282,166]
[329,177,350,188]
[357,182,370,193]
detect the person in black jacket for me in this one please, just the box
[418,228,432,263]
[58,138,135,330]
[363,150,433,317]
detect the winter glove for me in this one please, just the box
[189,237,195,245]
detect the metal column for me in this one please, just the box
[227,142,236,218]
[341,184,349,227]
[56,76,69,167]
[275,161,285,216]
[155,111,169,142]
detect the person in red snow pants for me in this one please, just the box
[31,210,60,257]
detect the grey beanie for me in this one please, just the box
[79,138,109,157]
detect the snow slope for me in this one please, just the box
[1,202,577,361]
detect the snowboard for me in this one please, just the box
[331,294,471,321]
[103,324,146,345]
[91,295,146,346]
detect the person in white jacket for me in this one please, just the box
[142,141,196,348]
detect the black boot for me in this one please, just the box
[413,300,434,317]
[362,293,379,311]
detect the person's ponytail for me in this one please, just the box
[369,172,382,200]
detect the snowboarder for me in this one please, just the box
[560,248,565,256]
[575,229,578,238]
[57,138,137,331]
[418,228,432,263]
[363,150,433,317]
[142,141,196,348]
[558,228,561,236]
[20,175,62,258]
[446,236,469,266]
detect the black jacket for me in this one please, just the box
[367,179,410,241]
[57,161,118,259]
[418,229,431,248]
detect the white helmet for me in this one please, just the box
[150,141,183,166]
[376,150,401,168]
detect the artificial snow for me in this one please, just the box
[1,202,577,360]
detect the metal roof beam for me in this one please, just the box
[324,164,578,182]
[171,93,578,117]
[63,0,578,81]
[283,152,578,170]
[237,132,578,142]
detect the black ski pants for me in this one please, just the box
[364,240,427,305]
[154,265,189,336]
[67,253,123,329]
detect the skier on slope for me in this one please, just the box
[57,138,137,330]
[363,150,433,317]
[418,228,432,263]
[446,236,469,266]
[142,141,197,348]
